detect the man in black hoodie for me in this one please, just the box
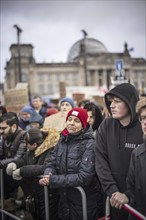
[113,97,146,219]
[95,83,143,220]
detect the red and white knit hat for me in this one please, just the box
[66,107,88,128]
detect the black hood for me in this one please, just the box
[105,83,139,124]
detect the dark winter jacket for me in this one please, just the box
[44,126,104,220]
[14,128,60,220]
[95,83,143,198]
[126,143,146,219]
[0,127,26,168]
[32,104,47,122]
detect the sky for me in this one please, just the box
[0,0,146,83]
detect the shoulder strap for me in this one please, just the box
[12,129,25,147]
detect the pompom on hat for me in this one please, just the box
[66,107,88,128]
[60,97,75,108]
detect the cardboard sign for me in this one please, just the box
[4,88,29,112]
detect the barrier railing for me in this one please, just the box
[43,185,88,220]
[99,196,146,220]
[0,169,22,220]
[0,168,88,220]
[123,204,146,220]
[1,167,145,220]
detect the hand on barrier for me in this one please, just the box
[110,192,129,209]
[39,173,52,186]
[6,162,17,176]
[12,168,22,180]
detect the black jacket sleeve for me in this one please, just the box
[94,120,119,197]
[125,150,135,202]
[0,140,26,168]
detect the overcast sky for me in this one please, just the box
[1,0,146,82]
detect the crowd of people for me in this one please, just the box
[0,83,145,220]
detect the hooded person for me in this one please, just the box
[26,112,43,130]
[94,83,143,220]
[19,105,35,130]
[115,97,146,219]
[43,97,75,133]
[39,107,104,220]
[6,127,60,220]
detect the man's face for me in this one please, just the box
[0,121,14,140]
[32,98,42,109]
[139,108,146,135]
[109,96,130,121]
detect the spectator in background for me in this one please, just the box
[84,102,103,135]
[26,113,43,130]
[40,108,104,220]
[43,97,75,133]
[95,83,143,220]
[45,108,59,117]
[19,105,35,130]
[0,112,26,201]
[31,95,47,121]
[78,99,90,108]
[0,106,7,116]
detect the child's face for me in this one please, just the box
[27,142,37,152]
[30,122,40,129]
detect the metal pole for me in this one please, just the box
[123,204,146,220]
[0,169,4,220]
[105,197,110,220]
[75,186,88,220]
[44,186,49,220]
[13,25,22,83]
[81,30,88,86]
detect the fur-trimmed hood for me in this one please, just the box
[35,127,60,157]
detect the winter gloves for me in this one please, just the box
[12,169,22,180]
[6,162,22,180]
[6,162,17,175]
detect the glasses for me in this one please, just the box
[139,115,146,123]
[0,126,8,131]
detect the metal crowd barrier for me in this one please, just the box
[1,167,145,220]
[44,185,88,220]
[0,168,88,220]
[99,196,146,220]
[0,169,22,220]
[123,204,146,220]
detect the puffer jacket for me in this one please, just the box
[44,126,104,220]
[0,127,26,168]
[14,128,60,220]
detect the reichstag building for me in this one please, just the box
[5,37,146,97]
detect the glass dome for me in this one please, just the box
[67,38,108,62]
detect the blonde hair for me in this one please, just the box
[136,97,146,114]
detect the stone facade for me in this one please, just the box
[5,38,146,97]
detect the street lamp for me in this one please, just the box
[13,24,22,83]
[81,29,88,86]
